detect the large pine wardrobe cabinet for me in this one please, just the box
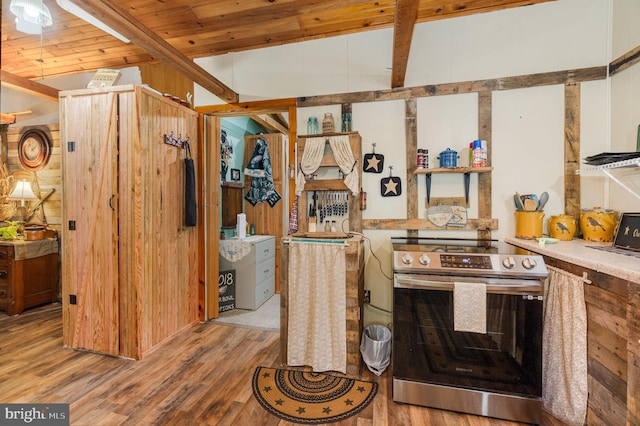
[59,85,199,360]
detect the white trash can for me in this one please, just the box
[360,324,391,376]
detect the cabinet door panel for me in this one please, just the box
[60,92,119,356]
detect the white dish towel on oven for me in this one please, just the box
[453,282,487,334]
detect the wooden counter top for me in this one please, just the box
[505,237,639,284]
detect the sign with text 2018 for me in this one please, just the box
[218,270,236,313]
[1,404,69,425]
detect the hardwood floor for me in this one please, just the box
[0,304,533,425]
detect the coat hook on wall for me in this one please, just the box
[164,132,190,149]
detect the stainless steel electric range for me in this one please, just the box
[391,237,548,424]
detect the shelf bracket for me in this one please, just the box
[425,171,472,204]
[464,172,471,204]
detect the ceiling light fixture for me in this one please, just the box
[55,0,130,43]
[10,0,53,35]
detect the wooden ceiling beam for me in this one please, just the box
[73,0,238,103]
[254,114,289,134]
[0,70,60,102]
[391,0,420,88]
[1,114,17,125]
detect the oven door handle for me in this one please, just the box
[394,274,543,295]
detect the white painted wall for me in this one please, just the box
[196,0,619,325]
[609,0,640,212]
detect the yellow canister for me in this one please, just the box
[579,207,618,242]
[515,211,544,239]
[548,215,577,240]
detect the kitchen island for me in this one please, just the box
[506,237,639,426]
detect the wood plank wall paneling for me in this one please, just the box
[543,257,635,425]
[60,86,199,360]
[628,282,640,425]
[133,87,200,355]
[139,63,195,105]
[203,115,220,320]
[60,90,120,355]
[5,124,62,230]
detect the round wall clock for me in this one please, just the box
[18,128,51,172]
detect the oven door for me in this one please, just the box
[393,274,543,399]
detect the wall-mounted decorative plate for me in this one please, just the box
[363,143,384,173]
[18,128,51,172]
[381,166,401,197]
[363,153,384,173]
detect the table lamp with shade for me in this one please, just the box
[7,179,39,224]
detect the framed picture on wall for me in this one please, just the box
[231,168,240,181]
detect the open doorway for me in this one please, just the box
[196,99,297,321]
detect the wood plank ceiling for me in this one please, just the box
[1,0,554,102]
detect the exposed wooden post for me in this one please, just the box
[564,82,581,218]
[405,98,418,238]
[478,91,493,240]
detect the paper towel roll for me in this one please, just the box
[237,213,247,239]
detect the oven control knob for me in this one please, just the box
[502,256,516,269]
[522,257,537,270]
[418,254,431,266]
[401,253,414,265]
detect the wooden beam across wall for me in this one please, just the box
[253,114,289,134]
[609,45,640,76]
[298,66,607,106]
[0,70,60,102]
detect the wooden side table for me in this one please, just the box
[0,238,59,315]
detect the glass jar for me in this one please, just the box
[341,113,352,132]
[307,117,319,134]
[322,113,335,134]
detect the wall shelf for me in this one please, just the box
[297,132,362,233]
[414,166,494,204]
[576,158,640,200]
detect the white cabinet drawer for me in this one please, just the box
[255,256,275,283]
[254,275,275,309]
[254,238,275,265]
[235,256,274,309]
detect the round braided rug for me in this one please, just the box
[252,366,378,424]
